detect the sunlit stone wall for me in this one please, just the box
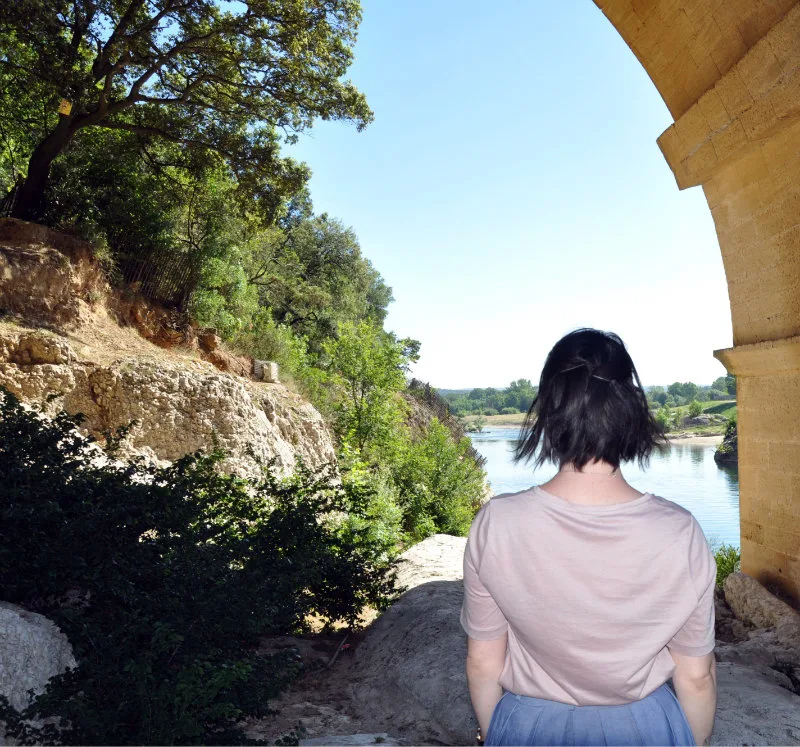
[594,0,800,605]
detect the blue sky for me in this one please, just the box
[286,0,733,389]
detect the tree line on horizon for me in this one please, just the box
[441,374,736,417]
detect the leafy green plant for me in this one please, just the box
[391,419,487,542]
[713,543,741,588]
[0,388,396,745]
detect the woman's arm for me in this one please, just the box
[670,650,717,746]
[466,633,508,737]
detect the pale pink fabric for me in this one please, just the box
[460,486,716,706]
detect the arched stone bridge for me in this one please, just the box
[596,0,800,606]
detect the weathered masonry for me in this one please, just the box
[595,0,800,605]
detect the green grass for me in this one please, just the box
[701,400,737,419]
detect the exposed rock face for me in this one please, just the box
[723,572,800,650]
[715,423,738,466]
[343,538,800,746]
[0,602,76,713]
[0,220,107,328]
[0,328,335,478]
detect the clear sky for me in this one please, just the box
[286,0,733,389]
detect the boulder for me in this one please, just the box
[723,573,800,650]
[346,535,474,745]
[712,661,800,745]
[714,424,738,467]
[0,602,75,713]
[685,414,714,426]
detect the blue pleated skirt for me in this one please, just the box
[485,681,695,746]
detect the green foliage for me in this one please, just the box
[713,374,737,396]
[443,379,537,416]
[646,386,668,406]
[1,0,371,219]
[324,321,417,454]
[391,419,487,543]
[0,388,396,745]
[713,543,741,588]
[338,445,404,564]
[688,400,703,418]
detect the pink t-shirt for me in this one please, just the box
[460,486,716,706]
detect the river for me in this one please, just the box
[469,427,740,549]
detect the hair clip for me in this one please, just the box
[559,364,610,382]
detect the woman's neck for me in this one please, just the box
[538,460,644,505]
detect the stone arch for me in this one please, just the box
[594,0,800,605]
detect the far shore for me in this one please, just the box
[463,417,725,446]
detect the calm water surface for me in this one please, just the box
[469,427,740,548]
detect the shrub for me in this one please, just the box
[500,407,518,415]
[688,400,703,418]
[391,419,486,542]
[713,543,741,588]
[0,389,396,745]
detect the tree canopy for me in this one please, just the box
[0,0,372,218]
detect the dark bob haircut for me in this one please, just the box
[514,328,666,470]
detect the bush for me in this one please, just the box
[688,400,703,418]
[391,419,486,542]
[0,389,396,745]
[713,543,741,588]
[482,408,498,416]
[500,407,518,415]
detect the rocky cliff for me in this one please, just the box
[0,219,335,477]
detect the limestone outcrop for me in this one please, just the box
[0,327,335,478]
[0,602,76,713]
[0,218,336,478]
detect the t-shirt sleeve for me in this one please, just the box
[460,504,509,640]
[667,517,717,656]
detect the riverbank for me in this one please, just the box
[464,414,725,446]
[666,433,724,445]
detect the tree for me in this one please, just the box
[325,321,419,453]
[392,419,486,541]
[0,0,372,219]
[248,213,392,351]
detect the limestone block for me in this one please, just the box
[0,602,76,713]
[254,360,280,383]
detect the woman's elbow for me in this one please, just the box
[466,634,508,679]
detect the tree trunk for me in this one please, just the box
[11,118,76,221]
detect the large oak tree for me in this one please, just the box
[0,0,372,219]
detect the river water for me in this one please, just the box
[469,427,740,549]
